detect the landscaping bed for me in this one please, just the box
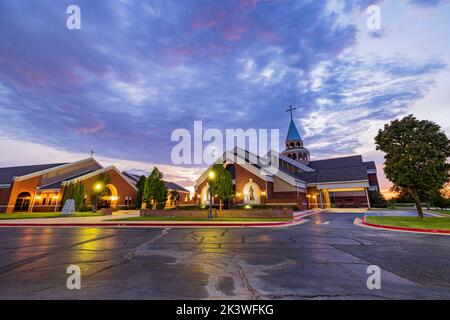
[140,208,293,219]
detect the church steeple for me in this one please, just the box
[282,106,310,165]
[286,118,302,143]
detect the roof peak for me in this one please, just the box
[286,118,302,142]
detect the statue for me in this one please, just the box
[249,185,255,201]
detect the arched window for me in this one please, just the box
[292,153,297,160]
[290,142,294,148]
[287,154,292,158]
[14,192,31,212]
[296,142,300,147]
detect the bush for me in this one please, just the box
[170,205,207,210]
[236,204,297,210]
[78,204,93,212]
[155,202,165,210]
[119,205,137,210]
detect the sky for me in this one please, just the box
[0,0,449,192]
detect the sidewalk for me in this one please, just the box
[0,210,320,228]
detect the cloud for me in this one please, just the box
[0,0,358,164]
[408,0,450,7]
[0,0,448,190]
[301,54,446,159]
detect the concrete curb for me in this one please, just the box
[358,216,450,235]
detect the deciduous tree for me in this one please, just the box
[375,115,450,220]
[210,163,234,211]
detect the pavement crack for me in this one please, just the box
[231,254,260,300]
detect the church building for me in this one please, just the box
[0,157,193,213]
[0,158,138,213]
[195,108,380,210]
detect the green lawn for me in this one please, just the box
[0,212,103,220]
[110,216,291,222]
[431,210,450,215]
[366,216,450,230]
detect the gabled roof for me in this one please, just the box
[12,158,103,182]
[297,166,369,184]
[308,155,363,170]
[164,181,189,193]
[63,166,138,191]
[122,172,142,183]
[0,163,67,184]
[195,147,307,188]
[286,119,302,142]
[298,155,369,184]
[122,172,189,192]
[363,161,377,170]
[278,154,370,184]
[38,169,99,190]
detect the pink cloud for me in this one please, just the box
[222,24,250,41]
[76,123,105,134]
[239,0,272,9]
[191,10,227,31]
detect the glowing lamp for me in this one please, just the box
[95,183,102,191]
[208,171,215,180]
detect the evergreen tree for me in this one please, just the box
[210,163,234,211]
[144,167,167,209]
[135,175,146,209]
[62,181,85,211]
[170,190,180,207]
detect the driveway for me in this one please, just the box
[0,211,449,299]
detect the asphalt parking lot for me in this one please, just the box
[0,211,449,299]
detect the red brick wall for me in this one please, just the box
[0,187,12,213]
[74,169,137,208]
[268,191,307,210]
[234,164,266,205]
[6,176,41,213]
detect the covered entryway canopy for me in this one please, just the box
[314,181,371,209]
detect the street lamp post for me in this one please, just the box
[208,170,215,219]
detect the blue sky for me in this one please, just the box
[0,0,449,190]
